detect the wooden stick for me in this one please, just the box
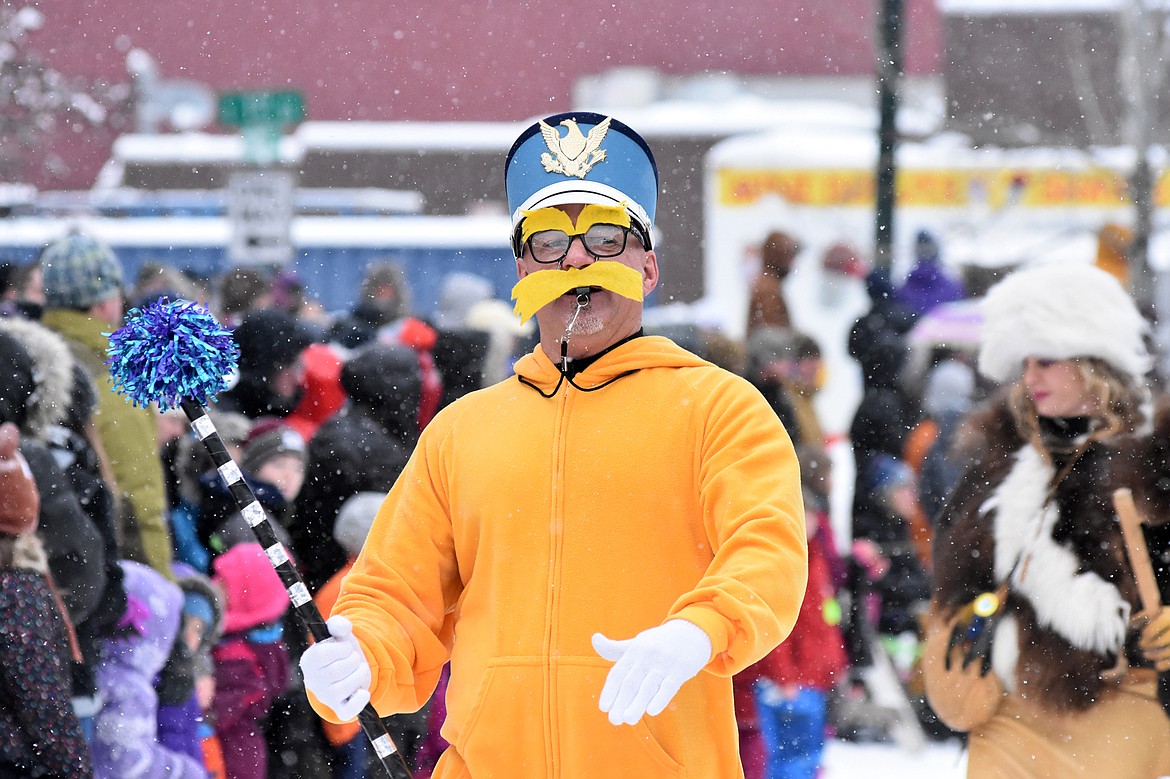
[1112,488,1163,615]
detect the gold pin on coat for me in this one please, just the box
[540,117,610,178]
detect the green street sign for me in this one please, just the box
[218,90,304,128]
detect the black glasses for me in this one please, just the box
[526,223,641,265]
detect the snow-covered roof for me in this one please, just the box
[581,96,880,139]
[0,182,36,207]
[707,123,1145,171]
[937,0,1165,15]
[0,214,511,249]
[109,132,303,164]
[106,89,944,167]
[297,121,522,152]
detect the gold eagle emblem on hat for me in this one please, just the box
[539,117,610,179]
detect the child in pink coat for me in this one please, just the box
[210,543,290,779]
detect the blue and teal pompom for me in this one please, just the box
[106,298,239,411]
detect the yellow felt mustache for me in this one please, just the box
[519,203,631,244]
[511,263,644,323]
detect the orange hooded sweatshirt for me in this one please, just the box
[316,336,807,778]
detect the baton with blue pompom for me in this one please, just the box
[106,298,414,779]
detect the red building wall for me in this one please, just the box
[31,0,941,189]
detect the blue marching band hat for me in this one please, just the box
[505,111,659,256]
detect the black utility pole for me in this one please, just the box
[1120,0,1157,312]
[874,0,904,270]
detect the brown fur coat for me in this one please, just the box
[931,393,1170,712]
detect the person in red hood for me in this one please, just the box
[284,342,347,443]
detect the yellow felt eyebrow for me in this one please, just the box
[518,208,575,243]
[510,262,644,323]
[518,203,632,244]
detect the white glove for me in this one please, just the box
[592,619,712,726]
[300,615,372,721]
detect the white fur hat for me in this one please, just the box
[978,262,1151,383]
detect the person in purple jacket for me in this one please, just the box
[92,560,208,779]
[894,229,966,318]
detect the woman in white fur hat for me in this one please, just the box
[921,262,1170,777]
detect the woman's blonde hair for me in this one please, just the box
[1008,356,1148,457]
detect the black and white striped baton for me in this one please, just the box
[180,400,414,779]
[104,297,413,779]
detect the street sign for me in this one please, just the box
[219,91,304,165]
[218,90,304,128]
[227,169,296,265]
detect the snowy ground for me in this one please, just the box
[822,738,968,778]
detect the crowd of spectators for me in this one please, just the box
[1,221,1130,778]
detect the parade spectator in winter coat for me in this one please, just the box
[0,259,46,320]
[301,111,807,778]
[327,260,413,349]
[0,422,95,779]
[924,263,1170,777]
[894,230,966,319]
[291,342,420,593]
[211,543,291,779]
[744,327,802,444]
[848,325,918,541]
[283,342,347,443]
[238,422,307,507]
[164,408,251,573]
[0,330,108,619]
[217,309,314,420]
[213,267,272,330]
[328,259,447,430]
[735,445,848,779]
[314,491,432,776]
[745,327,826,451]
[0,317,132,739]
[0,326,111,639]
[196,421,300,560]
[161,564,225,778]
[746,230,800,334]
[39,231,175,580]
[848,269,919,550]
[912,357,977,526]
[429,271,494,406]
[92,560,208,779]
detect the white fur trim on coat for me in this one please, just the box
[0,317,75,437]
[990,614,1019,693]
[982,445,1129,656]
[978,262,1151,383]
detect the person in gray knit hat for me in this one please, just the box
[39,231,124,311]
[39,231,174,581]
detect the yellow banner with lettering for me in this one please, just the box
[716,167,1169,208]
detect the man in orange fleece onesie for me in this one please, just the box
[302,112,808,778]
